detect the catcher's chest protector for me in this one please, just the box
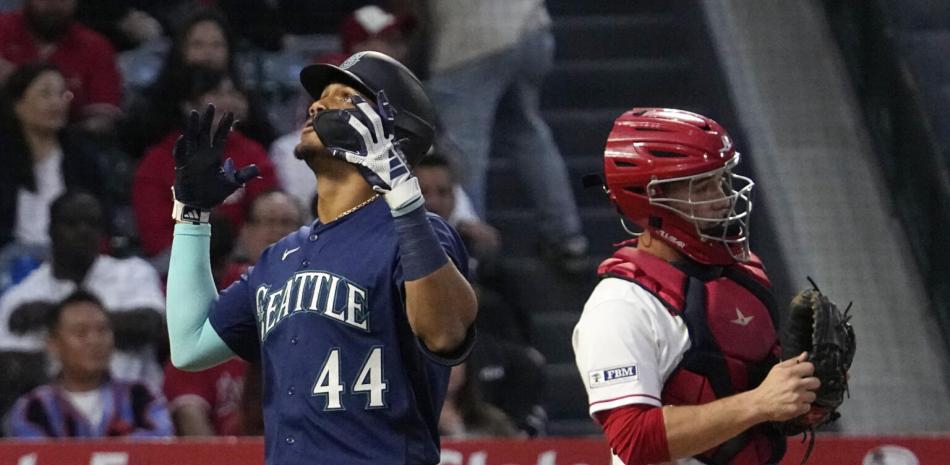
[599,247,785,465]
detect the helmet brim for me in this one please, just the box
[300,64,376,103]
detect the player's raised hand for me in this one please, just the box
[749,352,821,423]
[313,91,423,216]
[172,104,259,215]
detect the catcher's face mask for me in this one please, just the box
[647,154,754,262]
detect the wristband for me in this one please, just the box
[394,206,448,281]
[384,177,425,217]
[171,187,211,224]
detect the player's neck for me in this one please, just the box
[637,230,685,263]
[314,166,376,223]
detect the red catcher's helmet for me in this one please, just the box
[603,108,754,265]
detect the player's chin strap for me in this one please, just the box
[171,187,211,224]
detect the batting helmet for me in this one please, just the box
[300,51,436,166]
[603,108,754,265]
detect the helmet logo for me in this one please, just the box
[655,229,686,249]
[720,135,733,156]
[341,52,367,70]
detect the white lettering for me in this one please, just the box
[606,367,635,380]
[308,273,331,311]
[467,451,487,465]
[264,290,282,334]
[656,229,686,249]
[589,364,638,387]
[259,272,371,336]
[255,286,268,318]
[17,453,36,465]
[439,449,463,465]
[537,451,557,465]
[89,452,129,465]
[278,279,294,319]
[292,273,311,312]
[256,286,269,340]
[323,275,345,322]
[345,283,368,330]
[436,449,592,465]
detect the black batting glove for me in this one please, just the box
[172,104,259,222]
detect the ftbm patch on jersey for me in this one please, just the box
[588,364,638,388]
[255,271,369,340]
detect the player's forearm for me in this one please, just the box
[662,390,764,459]
[166,223,233,370]
[392,201,477,354]
[405,263,477,354]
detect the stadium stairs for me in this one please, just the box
[704,0,950,433]
[837,0,950,359]
[484,0,759,436]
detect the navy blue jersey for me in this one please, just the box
[208,198,470,465]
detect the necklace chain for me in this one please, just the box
[333,194,379,222]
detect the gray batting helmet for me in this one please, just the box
[300,51,436,166]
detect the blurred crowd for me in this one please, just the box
[0,0,583,440]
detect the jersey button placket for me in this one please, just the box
[309,233,318,241]
[299,259,310,269]
[287,385,295,396]
[285,436,295,445]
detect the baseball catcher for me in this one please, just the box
[574,108,858,465]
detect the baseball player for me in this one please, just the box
[573,109,819,465]
[164,51,477,465]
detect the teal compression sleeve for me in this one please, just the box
[166,223,234,370]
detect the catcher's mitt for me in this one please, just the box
[779,277,856,462]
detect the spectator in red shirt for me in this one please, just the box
[131,65,276,269]
[163,357,247,436]
[120,7,275,160]
[318,5,416,67]
[0,0,122,135]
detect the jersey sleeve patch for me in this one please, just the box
[588,364,639,388]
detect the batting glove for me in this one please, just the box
[313,91,423,217]
[172,104,259,223]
